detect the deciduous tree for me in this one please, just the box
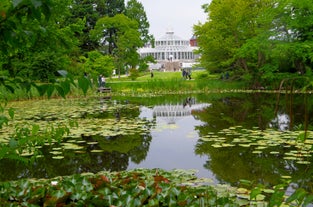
[91,14,143,76]
[194,0,313,87]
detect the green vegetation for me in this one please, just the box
[1,168,312,206]
[1,0,313,206]
[0,169,246,206]
[1,95,313,206]
[0,0,152,83]
[194,0,313,89]
[107,71,247,95]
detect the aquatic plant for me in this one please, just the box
[0,169,245,206]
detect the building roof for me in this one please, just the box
[158,29,183,41]
[138,29,197,53]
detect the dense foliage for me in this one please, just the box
[0,169,241,206]
[1,0,313,206]
[0,0,152,81]
[195,0,313,88]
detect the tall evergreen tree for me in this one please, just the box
[104,0,125,17]
[125,0,153,45]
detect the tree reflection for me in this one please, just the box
[193,93,313,189]
[0,98,154,182]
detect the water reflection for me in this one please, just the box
[152,97,211,124]
[270,113,290,131]
[1,93,313,193]
[192,93,313,191]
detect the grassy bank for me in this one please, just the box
[0,71,247,101]
[106,71,247,95]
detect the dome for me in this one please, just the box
[154,29,191,50]
[158,29,183,42]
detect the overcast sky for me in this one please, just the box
[136,0,211,39]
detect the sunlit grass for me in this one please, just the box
[107,70,246,94]
[110,70,215,81]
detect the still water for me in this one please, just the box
[1,92,313,192]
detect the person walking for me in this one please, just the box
[98,74,102,87]
[101,75,106,87]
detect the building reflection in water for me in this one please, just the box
[152,97,211,124]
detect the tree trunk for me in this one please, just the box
[257,51,265,68]
[239,58,249,72]
[294,59,305,75]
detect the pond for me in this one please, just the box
[1,92,313,193]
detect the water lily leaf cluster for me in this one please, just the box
[0,98,153,161]
[0,169,242,206]
[200,126,313,165]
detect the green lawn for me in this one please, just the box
[110,70,215,82]
[106,70,246,94]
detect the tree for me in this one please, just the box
[195,0,274,71]
[91,14,143,76]
[65,0,125,54]
[0,0,91,98]
[0,0,84,79]
[194,0,313,87]
[104,0,124,17]
[83,51,114,77]
[271,0,313,74]
[67,0,100,53]
[0,0,52,55]
[67,0,118,53]
[195,0,313,86]
[125,0,153,45]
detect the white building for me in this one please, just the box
[138,29,199,71]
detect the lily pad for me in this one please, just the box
[52,156,64,159]
[90,150,104,153]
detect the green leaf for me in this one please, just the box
[30,5,42,20]
[55,85,65,99]
[36,84,48,96]
[32,124,40,135]
[78,77,90,96]
[19,80,32,92]
[60,81,71,96]
[269,189,285,207]
[41,3,51,20]
[124,194,132,204]
[129,198,142,206]
[46,84,54,98]
[239,179,253,187]
[286,188,307,204]
[0,115,9,128]
[8,108,14,119]
[171,187,180,196]
[250,187,262,200]
[52,189,66,199]
[9,138,18,148]
[168,197,177,206]
[303,194,313,206]
[297,132,306,142]
[5,84,15,93]
[148,199,159,206]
